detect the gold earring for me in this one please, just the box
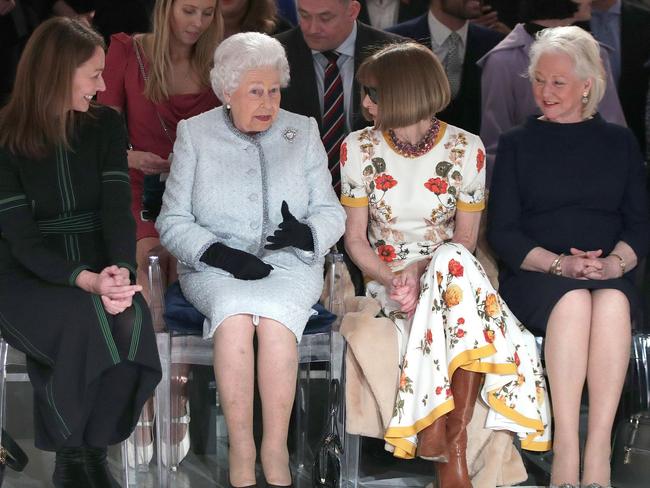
[581,92,589,104]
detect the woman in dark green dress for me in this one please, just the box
[0,17,161,488]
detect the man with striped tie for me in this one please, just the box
[276,0,401,195]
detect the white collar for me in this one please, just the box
[427,10,469,49]
[311,22,357,58]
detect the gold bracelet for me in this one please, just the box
[554,254,564,276]
[549,254,564,276]
[609,253,626,276]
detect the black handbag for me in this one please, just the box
[0,429,28,486]
[612,411,650,488]
[312,379,343,488]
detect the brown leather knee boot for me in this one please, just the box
[417,414,449,462]
[435,368,482,488]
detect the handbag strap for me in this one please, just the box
[0,429,28,472]
[132,36,175,146]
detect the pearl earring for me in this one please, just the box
[226,103,231,110]
[581,92,589,105]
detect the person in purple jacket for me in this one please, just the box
[478,0,626,185]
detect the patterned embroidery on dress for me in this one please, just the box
[422,131,470,243]
[355,129,407,263]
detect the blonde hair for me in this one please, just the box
[0,17,105,158]
[356,42,450,130]
[144,0,223,103]
[528,26,605,119]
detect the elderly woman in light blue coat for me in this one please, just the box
[156,32,345,488]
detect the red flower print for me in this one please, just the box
[514,351,520,367]
[456,329,465,338]
[448,259,464,277]
[435,386,443,395]
[340,142,348,167]
[425,329,433,345]
[476,148,485,173]
[457,318,465,325]
[375,173,398,191]
[445,388,452,398]
[377,244,397,262]
[484,328,495,344]
[424,177,448,195]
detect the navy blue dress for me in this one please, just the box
[487,114,649,335]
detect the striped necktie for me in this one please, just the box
[321,50,346,194]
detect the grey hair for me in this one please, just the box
[528,26,606,119]
[210,32,290,100]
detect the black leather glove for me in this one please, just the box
[264,201,314,252]
[200,242,273,280]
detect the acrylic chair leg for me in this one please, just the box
[0,339,7,433]
[155,332,172,488]
[342,433,360,488]
[295,361,312,472]
[121,440,131,486]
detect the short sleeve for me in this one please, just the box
[457,134,486,212]
[97,33,132,110]
[339,132,369,207]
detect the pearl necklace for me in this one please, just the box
[386,117,440,158]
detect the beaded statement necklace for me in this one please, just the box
[386,117,441,158]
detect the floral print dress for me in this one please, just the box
[340,123,551,458]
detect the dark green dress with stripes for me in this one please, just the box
[0,106,161,450]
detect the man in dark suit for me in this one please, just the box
[591,0,650,156]
[389,0,504,134]
[357,0,429,29]
[276,0,401,136]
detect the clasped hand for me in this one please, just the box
[265,201,314,252]
[78,265,141,315]
[387,262,422,318]
[562,248,622,280]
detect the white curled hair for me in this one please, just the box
[210,32,290,101]
[528,25,606,119]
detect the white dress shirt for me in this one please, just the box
[427,10,469,64]
[366,0,401,30]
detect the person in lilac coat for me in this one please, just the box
[478,0,626,184]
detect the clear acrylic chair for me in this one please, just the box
[0,335,134,485]
[146,251,362,488]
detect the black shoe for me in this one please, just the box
[52,447,90,488]
[83,447,121,488]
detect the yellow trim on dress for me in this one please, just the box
[384,398,455,439]
[456,199,485,212]
[340,195,369,207]
[383,345,500,459]
[381,122,448,157]
[487,391,549,451]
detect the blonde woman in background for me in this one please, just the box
[98,0,222,467]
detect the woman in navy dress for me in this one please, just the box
[488,26,648,488]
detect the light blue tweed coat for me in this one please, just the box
[156,107,346,341]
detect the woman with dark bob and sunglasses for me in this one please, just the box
[340,41,550,487]
[0,17,161,487]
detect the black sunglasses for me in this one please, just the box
[363,85,378,104]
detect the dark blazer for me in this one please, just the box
[357,0,429,27]
[275,22,402,133]
[619,1,650,156]
[389,14,504,134]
